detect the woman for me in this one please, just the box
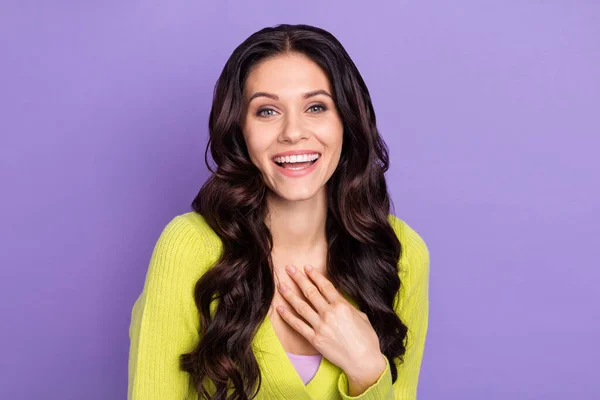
[128,24,430,400]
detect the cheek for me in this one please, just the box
[318,122,344,172]
[316,119,344,150]
[242,129,270,167]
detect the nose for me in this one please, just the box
[278,112,310,144]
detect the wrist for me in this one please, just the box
[346,352,387,386]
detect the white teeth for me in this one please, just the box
[273,153,320,164]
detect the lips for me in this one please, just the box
[272,154,321,178]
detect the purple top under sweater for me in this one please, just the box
[285,352,322,385]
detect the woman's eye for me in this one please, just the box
[308,104,327,113]
[257,108,278,118]
[256,104,327,118]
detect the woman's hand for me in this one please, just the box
[276,264,387,385]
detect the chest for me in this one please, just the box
[268,255,329,355]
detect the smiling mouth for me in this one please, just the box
[273,158,318,170]
[272,153,321,170]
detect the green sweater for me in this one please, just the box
[128,211,430,399]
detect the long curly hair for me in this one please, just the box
[180,23,407,400]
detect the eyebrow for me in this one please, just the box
[248,89,333,103]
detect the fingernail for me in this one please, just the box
[279,283,287,292]
[286,265,296,274]
[305,265,313,272]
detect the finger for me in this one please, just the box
[303,265,342,305]
[278,281,321,328]
[276,304,316,342]
[286,265,330,314]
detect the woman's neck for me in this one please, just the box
[265,187,328,254]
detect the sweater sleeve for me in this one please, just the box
[336,217,430,399]
[128,215,205,400]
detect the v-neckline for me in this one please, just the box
[251,294,361,397]
[264,312,329,391]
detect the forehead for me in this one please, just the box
[243,53,332,97]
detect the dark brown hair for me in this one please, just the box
[181,23,407,400]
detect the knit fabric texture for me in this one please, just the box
[128,211,430,399]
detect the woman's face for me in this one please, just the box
[241,52,344,202]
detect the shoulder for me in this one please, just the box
[161,211,222,249]
[387,214,430,298]
[176,211,222,250]
[147,211,223,283]
[387,214,430,268]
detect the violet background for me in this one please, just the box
[1,1,598,399]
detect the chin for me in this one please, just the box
[269,186,322,202]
